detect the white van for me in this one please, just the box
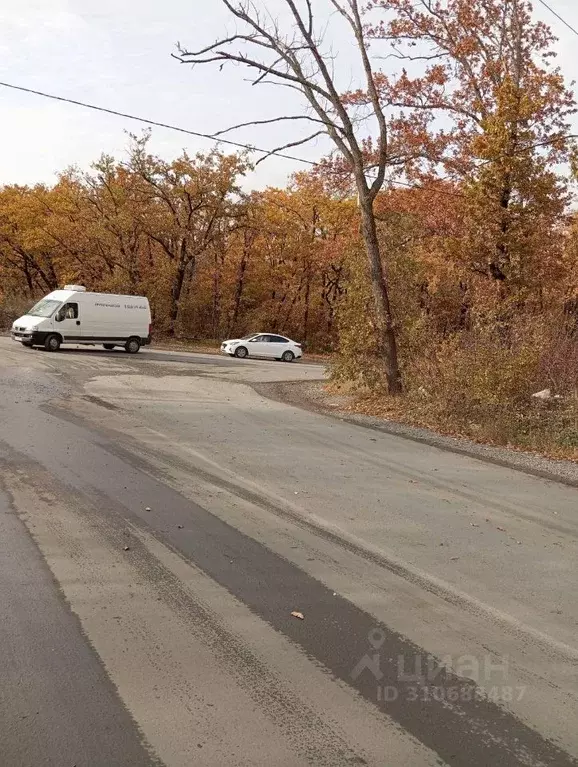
[11,286,151,353]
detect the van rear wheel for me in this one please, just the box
[103,344,115,350]
[44,334,61,352]
[124,338,141,354]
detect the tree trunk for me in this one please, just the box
[212,250,222,339]
[358,196,402,394]
[281,277,303,332]
[458,281,471,331]
[22,258,35,295]
[229,243,248,336]
[169,258,189,336]
[302,268,311,345]
[273,290,287,328]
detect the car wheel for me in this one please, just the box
[281,350,295,362]
[44,334,61,352]
[124,337,141,354]
[234,346,248,358]
[103,343,115,350]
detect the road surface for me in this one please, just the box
[0,337,576,766]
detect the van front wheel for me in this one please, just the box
[44,334,61,352]
[124,338,141,354]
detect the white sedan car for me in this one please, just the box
[221,333,302,362]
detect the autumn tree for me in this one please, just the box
[0,185,59,296]
[171,0,443,393]
[242,175,356,347]
[370,0,577,313]
[126,134,249,334]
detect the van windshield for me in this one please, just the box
[27,299,61,318]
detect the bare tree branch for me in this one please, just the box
[213,114,334,137]
[255,130,326,166]
[347,0,388,199]
[376,51,449,62]
[305,0,314,36]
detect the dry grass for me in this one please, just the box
[332,388,578,461]
[329,319,578,462]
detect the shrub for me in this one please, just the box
[336,313,578,458]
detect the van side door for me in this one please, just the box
[54,302,81,341]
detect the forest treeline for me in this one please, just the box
[0,141,357,350]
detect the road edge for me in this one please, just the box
[253,380,578,489]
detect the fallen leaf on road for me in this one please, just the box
[145,507,151,512]
[450,557,459,561]
[496,527,506,532]
[291,611,304,620]
[470,523,479,527]
[177,525,184,529]
[123,546,130,551]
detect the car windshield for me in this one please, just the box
[27,299,61,318]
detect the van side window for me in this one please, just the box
[56,303,79,321]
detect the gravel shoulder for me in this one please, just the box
[255,379,578,488]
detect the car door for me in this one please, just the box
[54,301,81,341]
[247,334,269,357]
[267,335,289,358]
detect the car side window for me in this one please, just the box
[55,302,79,321]
[270,335,287,343]
[253,335,266,342]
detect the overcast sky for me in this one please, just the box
[1,0,577,190]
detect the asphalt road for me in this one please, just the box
[0,337,577,767]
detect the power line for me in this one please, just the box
[0,79,463,197]
[0,79,574,203]
[536,0,578,38]
[0,80,317,166]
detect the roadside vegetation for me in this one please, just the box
[1,0,577,458]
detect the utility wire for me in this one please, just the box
[536,0,578,38]
[0,80,461,197]
[0,81,315,166]
[0,79,574,202]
